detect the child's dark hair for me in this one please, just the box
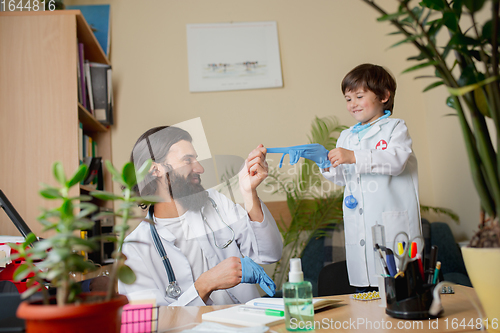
[341,64,397,112]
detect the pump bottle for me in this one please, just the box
[283,258,314,331]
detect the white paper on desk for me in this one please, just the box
[245,297,342,311]
[201,305,285,327]
[179,322,269,332]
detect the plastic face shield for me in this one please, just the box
[132,117,247,240]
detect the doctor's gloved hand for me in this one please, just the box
[240,257,276,297]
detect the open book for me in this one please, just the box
[201,297,342,327]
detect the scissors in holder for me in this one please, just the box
[393,231,424,277]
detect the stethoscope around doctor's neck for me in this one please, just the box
[148,196,236,299]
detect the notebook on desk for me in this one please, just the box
[201,297,342,327]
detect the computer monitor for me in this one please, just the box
[0,189,36,244]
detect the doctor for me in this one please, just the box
[119,125,283,306]
[321,63,421,289]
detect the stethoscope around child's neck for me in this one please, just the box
[148,196,235,299]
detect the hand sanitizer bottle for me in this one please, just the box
[283,258,314,331]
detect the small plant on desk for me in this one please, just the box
[9,159,157,305]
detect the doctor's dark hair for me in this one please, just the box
[130,126,192,203]
[341,63,397,112]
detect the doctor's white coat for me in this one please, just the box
[321,118,421,287]
[118,188,283,306]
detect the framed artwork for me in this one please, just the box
[187,21,283,92]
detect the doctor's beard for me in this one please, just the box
[167,170,209,212]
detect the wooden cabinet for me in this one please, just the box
[0,11,113,238]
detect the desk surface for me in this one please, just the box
[157,286,487,332]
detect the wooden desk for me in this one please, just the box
[157,286,489,332]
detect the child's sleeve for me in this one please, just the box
[354,120,413,176]
[320,131,347,186]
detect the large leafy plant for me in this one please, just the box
[266,116,346,289]
[10,159,155,305]
[362,0,500,247]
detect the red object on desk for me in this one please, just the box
[0,242,40,293]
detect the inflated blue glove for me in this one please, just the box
[267,143,331,169]
[241,257,276,297]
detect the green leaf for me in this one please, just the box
[482,20,500,44]
[90,191,123,201]
[442,11,458,32]
[76,202,98,218]
[402,61,439,74]
[117,264,136,284]
[377,11,407,22]
[132,195,162,204]
[52,162,66,185]
[122,162,137,188]
[447,76,500,96]
[463,0,486,13]
[474,88,491,118]
[389,34,422,49]
[136,159,152,184]
[60,199,74,219]
[25,232,37,245]
[419,0,446,10]
[105,160,121,180]
[446,95,457,109]
[67,164,88,188]
[39,188,61,199]
[13,264,32,281]
[423,81,445,92]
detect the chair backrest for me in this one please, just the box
[317,260,357,296]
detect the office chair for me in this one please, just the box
[317,260,357,296]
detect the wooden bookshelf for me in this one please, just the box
[0,11,113,237]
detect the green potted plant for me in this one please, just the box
[361,0,500,328]
[265,116,346,290]
[9,159,155,332]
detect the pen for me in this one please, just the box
[410,242,417,259]
[416,253,425,280]
[427,245,438,284]
[253,302,284,310]
[385,248,397,277]
[238,306,284,317]
[432,261,441,284]
[374,243,391,276]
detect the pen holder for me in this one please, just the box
[385,260,439,320]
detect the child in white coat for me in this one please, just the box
[321,64,421,291]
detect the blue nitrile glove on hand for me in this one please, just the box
[241,257,276,297]
[267,143,331,169]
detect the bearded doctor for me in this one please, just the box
[118,125,283,306]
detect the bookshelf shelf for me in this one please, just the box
[0,11,114,239]
[78,103,108,132]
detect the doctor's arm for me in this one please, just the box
[238,144,268,222]
[354,120,413,176]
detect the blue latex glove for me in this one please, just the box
[241,257,276,297]
[267,143,331,169]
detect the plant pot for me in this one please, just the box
[16,292,128,333]
[462,247,500,332]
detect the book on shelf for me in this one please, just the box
[78,122,83,163]
[84,60,94,114]
[201,297,342,327]
[67,4,111,57]
[76,44,83,106]
[82,156,103,190]
[89,62,113,126]
[78,43,87,110]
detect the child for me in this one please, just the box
[321,64,421,290]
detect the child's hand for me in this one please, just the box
[328,148,355,167]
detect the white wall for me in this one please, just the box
[68,0,483,241]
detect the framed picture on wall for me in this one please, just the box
[186,21,283,92]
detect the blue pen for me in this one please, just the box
[385,248,397,277]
